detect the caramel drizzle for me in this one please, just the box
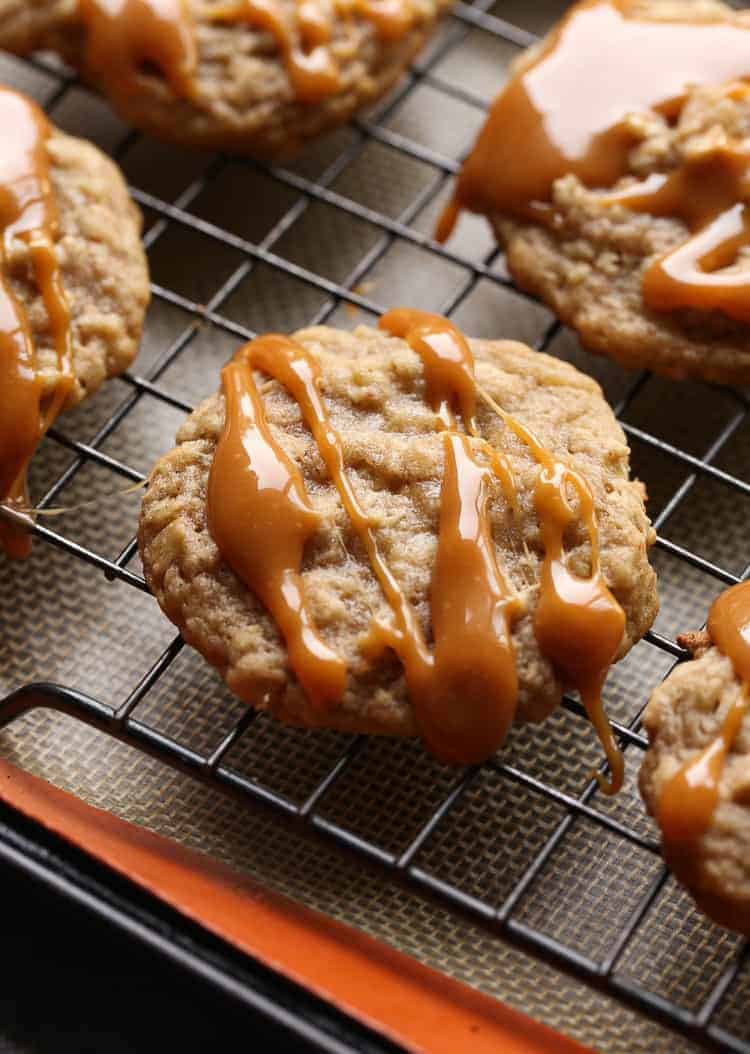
[209,311,626,777]
[378,309,522,763]
[78,0,415,106]
[206,0,340,102]
[209,324,520,762]
[208,338,346,710]
[658,582,750,847]
[0,89,72,561]
[78,0,198,101]
[437,0,750,322]
[476,387,626,793]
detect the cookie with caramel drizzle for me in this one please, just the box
[139,315,656,773]
[0,88,149,560]
[0,0,449,158]
[437,0,750,384]
[641,583,750,936]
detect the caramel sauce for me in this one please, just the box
[209,312,626,771]
[0,89,72,561]
[79,0,415,106]
[658,582,750,846]
[437,0,750,323]
[380,307,478,431]
[378,309,523,762]
[208,338,346,710]
[425,431,520,763]
[78,0,198,100]
[379,308,518,517]
[350,0,412,41]
[477,387,626,793]
[207,0,415,101]
[206,0,340,102]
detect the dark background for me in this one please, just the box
[0,864,316,1054]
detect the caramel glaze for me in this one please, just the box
[379,308,522,763]
[209,310,627,775]
[478,387,626,793]
[206,0,415,102]
[79,0,414,107]
[658,582,750,847]
[206,0,340,102]
[208,338,347,710]
[78,0,198,100]
[437,0,750,323]
[0,89,72,561]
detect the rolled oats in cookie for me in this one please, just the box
[0,87,149,560]
[438,0,750,384]
[0,0,450,158]
[640,582,750,936]
[139,311,657,773]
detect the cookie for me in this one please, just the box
[640,582,750,936]
[139,312,657,769]
[0,87,149,558]
[438,0,750,384]
[0,0,450,158]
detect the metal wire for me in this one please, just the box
[2,5,750,1052]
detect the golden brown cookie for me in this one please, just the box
[0,87,149,558]
[640,584,750,936]
[640,619,750,935]
[0,0,451,158]
[439,0,750,384]
[139,318,657,766]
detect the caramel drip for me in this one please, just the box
[658,581,750,846]
[349,0,412,40]
[439,0,750,227]
[437,0,750,321]
[82,0,416,107]
[380,308,478,432]
[643,205,750,323]
[0,89,72,560]
[207,0,416,101]
[206,0,340,102]
[477,388,626,793]
[78,0,198,100]
[379,308,519,518]
[208,339,346,710]
[379,309,522,763]
[658,693,748,846]
[599,83,750,323]
[405,431,516,763]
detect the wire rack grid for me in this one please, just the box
[2,3,750,1052]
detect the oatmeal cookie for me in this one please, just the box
[13,107,149,406]
[139,323,657,745]
[640,631,750,935]
[0,0,451,158]
[444,0,750,384]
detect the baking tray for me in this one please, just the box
[1,3,750,1051]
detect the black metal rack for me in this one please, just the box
[2,4,750,1052]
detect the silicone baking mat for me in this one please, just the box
[1,3,749,1051]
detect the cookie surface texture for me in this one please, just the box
[0,0,451,158]
[139,323,657,741]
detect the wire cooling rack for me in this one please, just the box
[3,3,750,1052]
